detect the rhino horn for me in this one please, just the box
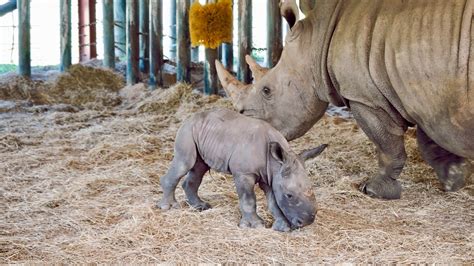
[215,60,246,100]
[299,144,328,161]
[280,0,299,28]
[245,55,269,82]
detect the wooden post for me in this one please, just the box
[267,0,282,67]
[78,0,97,61]
[114,0,126,57]
[169,0,177,61]
[149,0,163,88]
[18,0,30,77]
[176,0,191,82]
[202,0,218,94]
[126,0,139,85]
[204,48,218,95]
[238,0,251,83]
[103,0,115,69]
[60,0,72,72]
[139,0,149,73]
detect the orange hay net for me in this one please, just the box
[189,0,233,49]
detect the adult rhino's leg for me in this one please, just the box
[259,183,290,232]
[158,124,197,210]
[416,128,470,192]
[351,102,407,199]
[182,155,211,211]
[234,173,264,229]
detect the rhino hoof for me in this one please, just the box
[442,162,468,192]
[190,201,212,211]
[239,216,265,229]
[158,199,180,210]
[272,218,291,232]
[359,175,402,200]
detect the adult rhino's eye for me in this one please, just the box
[262,86,271,97]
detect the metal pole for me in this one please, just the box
[139,0,149,73]
[169,0,177,61]
[267,0,282,67]
[18,0,30,77]
[176,0,191,82]
[149,0,163,88]
[126,0,139,85]
[103,0,115,69]
[222,42,233,71]
[114,0,126,57]
[78,0,97,61]
[238,0,251,83]
[60,0,72,72]
[0,0,17,17]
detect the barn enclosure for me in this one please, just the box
[1,0,473,264]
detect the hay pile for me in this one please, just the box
[0,80,473,263]
[0,65,124,109]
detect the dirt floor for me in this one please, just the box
[0,66,473,263]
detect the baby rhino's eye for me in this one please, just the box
[285,193,293,199]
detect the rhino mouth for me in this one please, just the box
[239,109,263,118]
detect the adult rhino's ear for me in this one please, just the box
[299,0,316,16]
[245,55,269,82]
[280,0,299,29]
[269,142,289,165]
[299,144,328,161]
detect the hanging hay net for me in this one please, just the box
[189,0,233,49]
[0,66,473,263]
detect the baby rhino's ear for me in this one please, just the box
[269,142,289,164]
[299,144,328,161]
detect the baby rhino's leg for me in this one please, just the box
[234,173,264,229]
[182,155,211,211]
[259,183,290,232]
[158,123,197,210]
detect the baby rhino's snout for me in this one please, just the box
[291,211,316,229]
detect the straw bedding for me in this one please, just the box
[0,69,473,263]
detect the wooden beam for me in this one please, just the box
[149,0,163,88]
[114,0,126,57]
[103,0,115,69]
[176,0,191,82]
[139,0,149,73]
[238,0,251,83]
[18,0,30,77]
[267,0,282,67]
[78,0,97,61]
[126,0,139,85]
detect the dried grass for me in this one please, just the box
[0,64,124,109]
[0,80,473,263]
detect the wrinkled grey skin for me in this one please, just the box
[217,0,474,199]
[158,109,327,231]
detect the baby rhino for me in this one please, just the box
[159,108,327,231]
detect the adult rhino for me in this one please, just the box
[216,0,473,199]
